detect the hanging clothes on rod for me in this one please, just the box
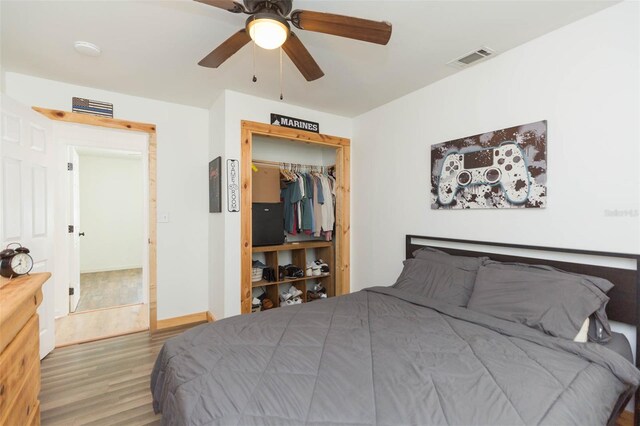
[266,160,335,241]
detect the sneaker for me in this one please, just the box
[313,282,326,294]
[292,296,303,304]
[312,265,321,276]
[289,286,303,298]
[283,264,304,279]
[307,290,323,301]
[280,291,293,303]
[313,259,329,274]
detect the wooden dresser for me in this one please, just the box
[0,273,50,426]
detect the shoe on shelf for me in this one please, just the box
[307,290,322,301]
[282,264,304,279]
[313,282,326,294]
[283,296,302,306]
[262,298,274,310]
[280,291,293,303]
[313,259,330,274]
[289,286,303,298]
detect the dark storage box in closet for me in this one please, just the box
[252,203,285,246]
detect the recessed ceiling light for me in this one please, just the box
[74,41,101,57]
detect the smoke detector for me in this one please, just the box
[74,41,101,57]
[448,47,494,68]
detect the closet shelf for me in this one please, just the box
[253,241,333,252]
[251,239,335,309]
[252,273,331,288]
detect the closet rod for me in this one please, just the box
[252,159,335,169]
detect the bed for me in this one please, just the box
[151,235,640,425]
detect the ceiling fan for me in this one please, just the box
[195,0,392,81]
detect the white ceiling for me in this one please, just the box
[1,0,617,117]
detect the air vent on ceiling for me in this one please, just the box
[448,47,495,68]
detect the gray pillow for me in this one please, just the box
[413,247,487,271]
[467,264,609,341]
[393,258,476,307]
[481,260,613,343]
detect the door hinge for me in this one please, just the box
[69,288,74,296]
[67,162,73,171]
[68,225,74,233]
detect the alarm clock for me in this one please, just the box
[0,243,34,278]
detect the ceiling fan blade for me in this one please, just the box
[194,0,245,13]
[291,10,392,45]
[282,32,324,82]
[198,29,251,68]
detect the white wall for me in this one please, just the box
[4,73,210,320]
[352,2,640,292]
[208,90,352,320]
[253,135,336,166]
[78,153,143,273]
[208,92,226,320]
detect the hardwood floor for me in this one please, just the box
[40,327,189,425]
[77,268,143,312]
[56,303,149,347]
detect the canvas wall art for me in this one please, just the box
[209,156,222,213]
[431,121,547,209]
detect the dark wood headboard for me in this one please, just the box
[406,235,640,326]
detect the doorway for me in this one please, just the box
[240,120,351,314]
[52,125,151,346]
[70,147,146,314]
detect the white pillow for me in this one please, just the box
[574,318,590,343]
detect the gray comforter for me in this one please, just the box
[151,287,640,425]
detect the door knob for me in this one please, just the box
[79,232,85,237]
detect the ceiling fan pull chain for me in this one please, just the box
[279,48,283,100]
[252,41,257,83]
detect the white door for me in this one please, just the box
[68,148,81,312]
[0,95,56,359]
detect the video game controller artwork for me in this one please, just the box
[431,121,547,209]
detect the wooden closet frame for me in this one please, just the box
[32,107,159,332]
[240,120,351,314]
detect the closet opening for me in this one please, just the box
[240,121,350,314]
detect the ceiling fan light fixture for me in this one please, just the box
[246,13,290,50]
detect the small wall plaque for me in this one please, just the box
[270,113,319,133]
[227,159,240,212]
[209,157,222,213]
[72,97,113,118]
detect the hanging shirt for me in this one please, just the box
[296,173,304,230]
[281,178,302,234]
[319,175,335,234]
[300,173,314,233]
[313,175,323,237]
[305,174,315,233]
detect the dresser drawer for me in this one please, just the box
[0,314,40,424]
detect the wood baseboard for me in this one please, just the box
[616,410,633,426]
[55,327,148,348]
[156,311,209,331]
[206,311,215,323]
